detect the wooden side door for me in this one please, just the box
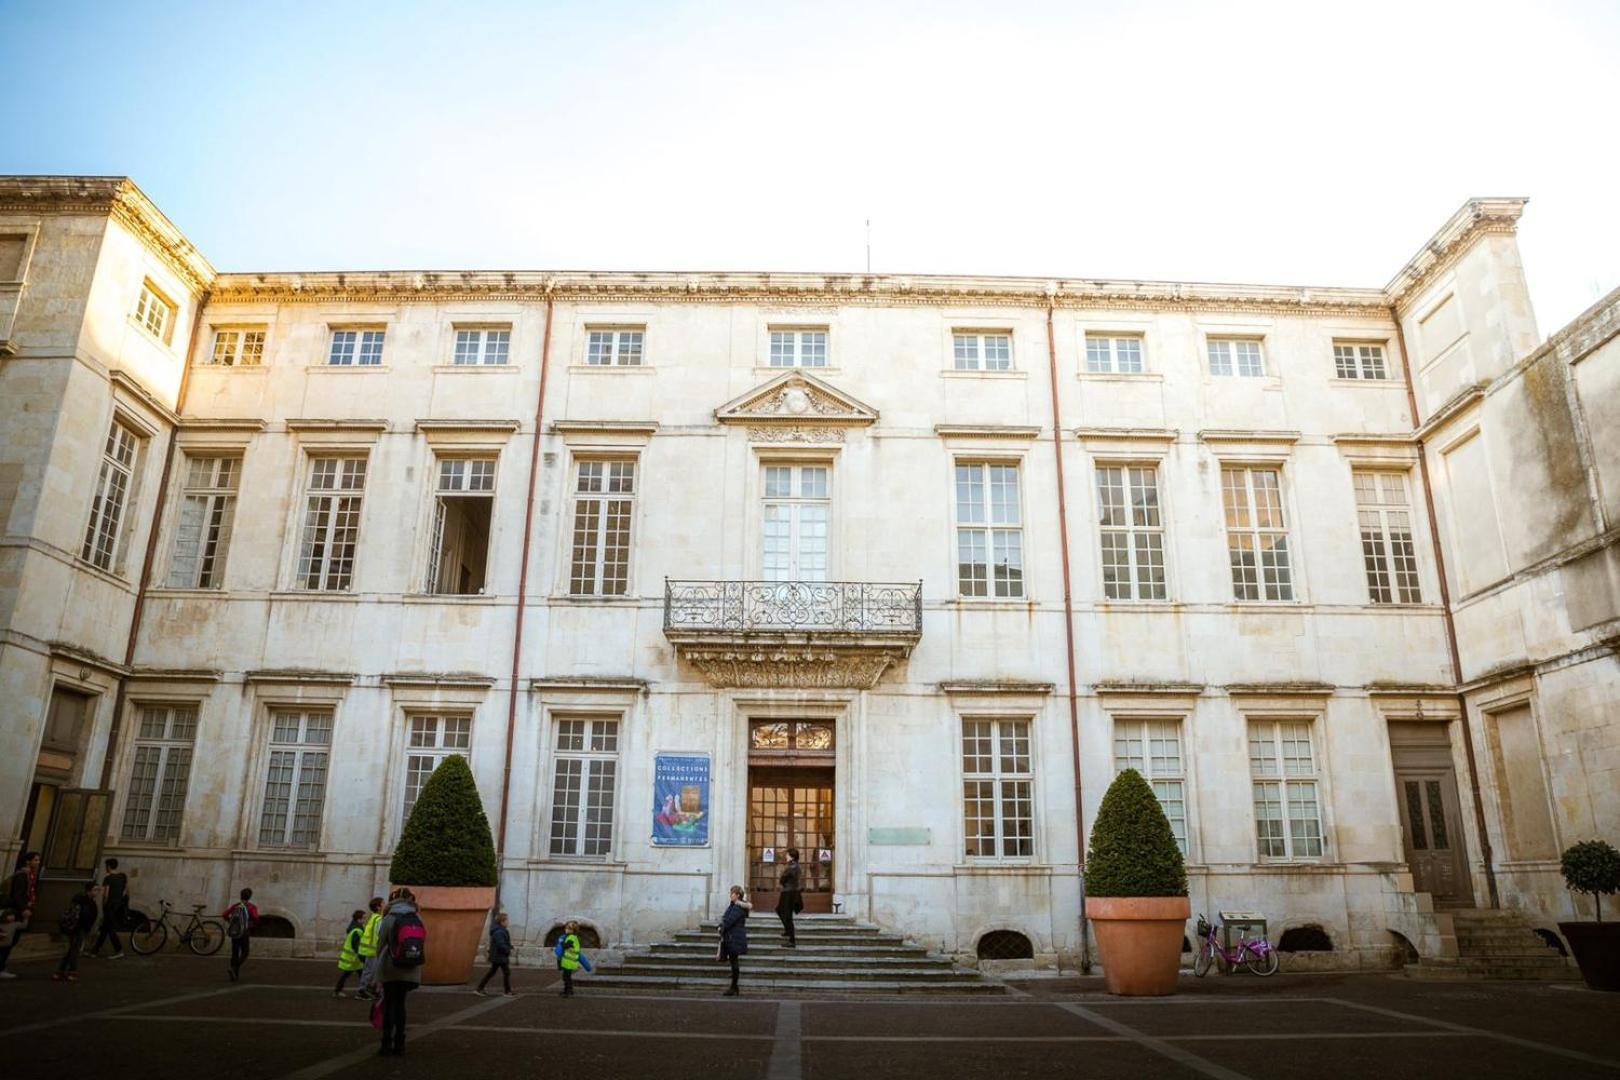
[1390,724,1474,908]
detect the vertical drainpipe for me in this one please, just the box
[1045,294,1091,972]
[98,287,210,789]
[1389,310,1500,910]
[495,291,556,911]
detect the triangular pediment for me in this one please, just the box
[715,371,878,428]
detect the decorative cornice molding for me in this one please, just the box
[1385,197,1528,311]
[1224,682,1336,697]
[244,669,357,686]
[1074,426,1179,444]
[717,370,878,429]
[551,420,659,436]
[529,676,649,692]
[938,680,1055,695]
[108,370,179,427]
[415,418,522,433]
[127,668,224,683]
[284,418,390,433]
[1198,429,1302,445]
[1415,383,1488,442]
[678,646,907,690]
[380,672,497,688]
[1093,681,1206,696]
[933,425,1041,440]
[176,417,268,432]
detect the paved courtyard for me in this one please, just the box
[0,953,1615,1079]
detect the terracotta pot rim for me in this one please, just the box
[393,884,498,911]
[1088,896,1192,920]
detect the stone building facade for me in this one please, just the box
[1,176,1615,970]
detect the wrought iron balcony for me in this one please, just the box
[662,579,923,689]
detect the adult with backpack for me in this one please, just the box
[375,887,425,1057]
[224,887,259,982]
[52,881,99,982]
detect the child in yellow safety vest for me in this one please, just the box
[334,910,366,997]
[355,897,384,1000]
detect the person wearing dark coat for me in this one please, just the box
[775,849,803,947]
[53,883,99,981]
[476,912,514,996]
[718,886,752,996]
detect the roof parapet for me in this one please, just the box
[1384,197,1528,312]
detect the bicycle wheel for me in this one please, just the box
[130,919,168,956]
[1244,944,1280,976]
[1192,940,1215,977]
[188,919,226,956]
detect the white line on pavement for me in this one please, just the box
[272,992,516,1080]
[1321,997,1620,1071]
[0,982,254,1037]
[1055,1002,1255,1080]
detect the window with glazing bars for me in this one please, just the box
[1354,471,1421,603]
[1114,719,1187,855]
[1207,338,1265,377]
[956,463,1023,598]
[427,458,495,594]
[258,710,332,848]
[209,328,265,366]
[134,282,173,341]
[402,714,471,823]
[549,717,618,856]
[1096,465,1166,600]
[81,419,140,572]
[769,329,827,367]
[297,457,367,590]
[1333,342,1387,380]
[953,332,1012,371]
[1249,720,1323,859]
[328,329,385,365]
[1222,466,1293,600]
[585,328,644,366]
[452,328,511,365]
[763,464,829,582]
[1085,334,1144,373]
[120,705,197,844]
[962,718,1033,858]
[569,460,634,595]
[167,456,239,588]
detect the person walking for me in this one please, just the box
[355,896,384,1000]
[52,882,99,983]
[224,887,259,982]
[718,886,751,997]
[475,912,514,996]
[0,851,42,979]
[333,909,366,997]
[775,848,803,948]
[376,888,426,1057]
[89,858,128,959]
[556,920,592,997]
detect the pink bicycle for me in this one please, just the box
[1193,914,1279,976]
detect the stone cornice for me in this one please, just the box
[415,418,523,433]
[932,424,1041,440]
[551,420,660,436]
[176,417,268,431]
[284,418,390,433]
[0,176,215,294]
[1385,197,1528,312]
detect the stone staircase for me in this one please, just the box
[592,913,1002,995]
[1409,908,1579,980]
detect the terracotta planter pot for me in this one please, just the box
[1558,921,1620,991]
[397,884,497,986]
[1089,895,1191,996]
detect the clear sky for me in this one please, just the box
[4,0,1617,335]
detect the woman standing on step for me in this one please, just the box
[776,848,803,948]
[718,885,750,996]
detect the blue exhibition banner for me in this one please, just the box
[651,753,710,846]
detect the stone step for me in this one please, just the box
[1454,943,1566,958]
[1408,956,1576,981]
[674,932,908,947]
[614,962,972,983]
[585,972,1004,995]
[625,956,958,974]
[639,950,943,967]
[650,942,931,958]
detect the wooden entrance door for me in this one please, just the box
[746,719,836,914]
[1389,723,1473,907]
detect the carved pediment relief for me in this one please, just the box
[715,372,878,436]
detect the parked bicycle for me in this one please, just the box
[1192,913,1279,976]
[130,900,226,957]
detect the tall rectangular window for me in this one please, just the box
[1114,719,1187,855]
[428,458,495,594]
[81,419,140,572]
[452,328,510,366]
[258,710,332,849]
[134,281,174,342]
[166,456,239,589]
[762,464,829,582]
[956,462,1023,598]
[585,328,644,366]
[549,717,618,857]
[1207,338,1265,377]
[962,718,1033,858]
[1354,471,1421,604]
[297,457,367,590]
[769,329,828,368]
[328,329,385,366]
[209,328,265,366]
[120,705,197,844]
[1249,720,1323,859]
[569,460,635,595]
[1096,465,1166,600]
[952,332,1012,371]
[1085,334,1144,374]
[402,714,471,823]
[1222,466,1293,601]
[1333,341,1388,380]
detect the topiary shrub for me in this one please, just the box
[1085,768,1187,898]
[389,755,498,887]
[1561,839,1620,922]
